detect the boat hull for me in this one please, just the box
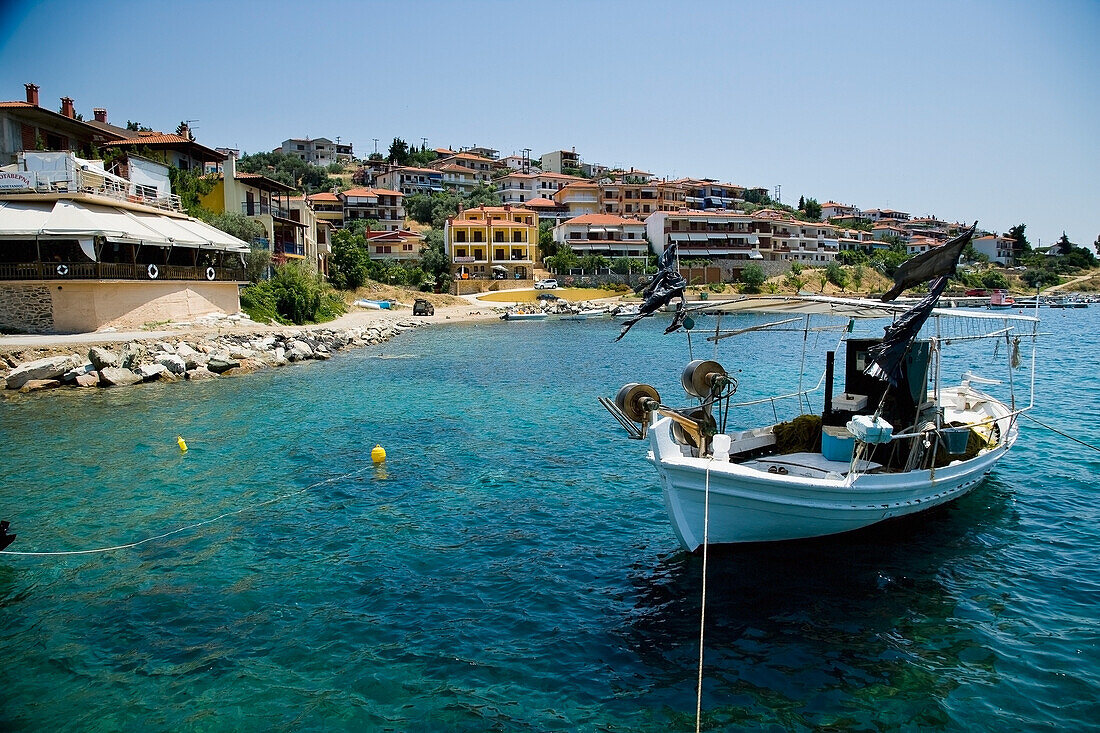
[648,409,1017,551]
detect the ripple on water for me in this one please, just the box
[2,310,1099,729]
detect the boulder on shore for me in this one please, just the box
[155,354,187,375]
[186,367,217,381]
[99,367,142,387]
[206,356,240,374]
[20,379,61,393]
[6,355,79,390]
[88,347,119,371]
[74,371,100,388]
[136,364,168,381]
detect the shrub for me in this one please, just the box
[980,270,1009,290]
[826,261,849,290]
[740,263,766,293]
[240,262,344,325]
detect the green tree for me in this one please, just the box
[802,198,822,220]
[825,260,849,290]
[1055,232,1074,256]
[1022,268,1061,289]
[740,263,766,293]
[388,138,410,165]
[546,244,579,273]
[852,263,864,292]
[175,121,195,141]
[169,166,216,214]
[981,270,1009,289]
[797,195,805,210]
[538,220,556,260]
[579,254,610,273]
[237,151,337,193]
[329,228,370,290]
[419,228,452,292]
[1006,223,1030,261]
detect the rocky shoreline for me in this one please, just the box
[2,320,424,395]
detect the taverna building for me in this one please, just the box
[0,151,250,333]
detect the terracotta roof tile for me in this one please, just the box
[341,187,403,197]
[562,213,646,226]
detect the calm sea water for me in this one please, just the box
[1,308,1098,731]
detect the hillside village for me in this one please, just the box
[1,82,1097,333]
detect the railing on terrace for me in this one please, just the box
[0,261,246,281]
[274,241,305,257]
[3,168,183,212]
[241,201,290,219]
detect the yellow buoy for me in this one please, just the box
[371,444,386,464]
[177,435,188,452]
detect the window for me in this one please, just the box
[456,231,467,242]
[495,248,505,260]
[457,247,467,257]
[473,232,483,242]
[297,144,305,150]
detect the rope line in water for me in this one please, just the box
[0,464,375,557]
[695,460,712,733]
[1021,413,1100,453]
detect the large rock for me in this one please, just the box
[62,363,95,382]
[175,342,200,360]
[99,367,142,387]
[74,371,100,388]
[88,347,119,371]
[186,367,217,381]
[155,354,187,375]
[6,355,79,390]
[136,364,168,381]
[206,356,240,374]
[20,379,61,393]
[286,340,314,361]
[120,342,149,369]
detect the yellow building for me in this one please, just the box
[444,205,538,283]
[199,155,307,264]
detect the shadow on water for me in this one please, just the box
[616,481,1018,729]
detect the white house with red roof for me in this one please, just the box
[338,187,405,231]
[552,214,650,258]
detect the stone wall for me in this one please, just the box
[0,283,54,333]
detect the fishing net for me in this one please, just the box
[774,414,823,454]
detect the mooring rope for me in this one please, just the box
[0,464,376,557]
[1021,413,1100,453]
[695,459,713,733]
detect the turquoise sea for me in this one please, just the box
[2,308,1099,730]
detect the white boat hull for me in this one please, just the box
[646,392,1018,550]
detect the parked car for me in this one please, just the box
[965,288,989,297]
[535,279,558,290]
[536,292,560,301]
[413,298,435,316]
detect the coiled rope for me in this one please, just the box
[0,464,376,557]
[695,459,713,733]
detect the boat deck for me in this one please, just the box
[739,452,882,479]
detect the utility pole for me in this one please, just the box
[774,184,781,204]
[522,147,531,175]
[420,137,427,151]
[373,138,379,155]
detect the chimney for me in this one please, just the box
[178,122,189,139]
[60,97,74,118]
[224,151,237,180]
[24,83,39,106]
[93,108,107,123]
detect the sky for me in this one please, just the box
[1,0,1097,247]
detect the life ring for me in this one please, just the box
[147,264,159,279]
[56,264,69,276]
[205,266,216,281]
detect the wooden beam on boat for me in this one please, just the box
[706,317,803,342]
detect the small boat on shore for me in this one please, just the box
[562,308,610,321]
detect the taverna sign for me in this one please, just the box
[0,171,33,190]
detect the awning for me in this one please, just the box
[0,199,250,253]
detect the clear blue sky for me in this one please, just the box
[2,0,1097,247]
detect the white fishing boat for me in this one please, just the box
[601,225,1040,550]
[612,304,642,318]
[562,307,610,321]
[501,309,548,321]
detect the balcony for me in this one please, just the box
[242,201,290,219]
[3,159,183,212]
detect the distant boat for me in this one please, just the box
[1048,296,1088,309]
[612,304,642,318]
[501,308,547,319]
[562,308,610,321]
[988,290,1015,309]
